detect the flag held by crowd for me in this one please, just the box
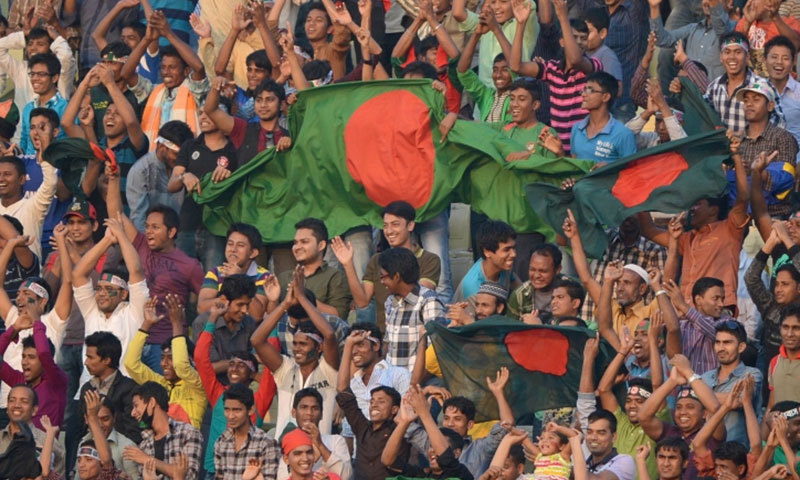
[426,317,617,422]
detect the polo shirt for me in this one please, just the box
[74,279,149,386]
[613,407,671,480]
[585,449,635,480]
[590,45,623,83]
[570,115,637,163]
[768,344,800,403]
[700,362,763,446]
[453,258,513,303]
[273,355,338,436]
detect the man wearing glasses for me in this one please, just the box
[19,53,68,155]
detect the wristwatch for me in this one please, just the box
[687,373,700,384]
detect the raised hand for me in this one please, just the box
[521,309,541,325]
[551,0,568,19]
[164,293,185,328]
[232,4,253,32]
[669,76,683,94]
[538,128,564,156]
[142,297,163,329]
[486,367,510,395]
[583,333,600,359]
[669,354,694,381]
[210,297,230,319]
[752,150,778,173]
[242,458,263,480]
[604,260,625,282]
[330,1,354,25]
[561,208,579,239]
[668,212,686,239]
[663,278,688,311]
[396,394,419,423]
[620,326,635,354]
[636,443,651,461]
[642,31,657,68]
[330,236,354,266]
[674,38,688,65]
[647,267,662,290]
[264,274,281,304]
[84,389,102,417]
[279,24,296,52]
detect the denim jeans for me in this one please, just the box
[57,343,84,477]
[416,209,454,303]
[141,343,163,374]
[176,227,226,273]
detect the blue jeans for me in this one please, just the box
[58,343,84,477]
[141,343,163,374]
[176,227,226,273]
[416,209,453,303]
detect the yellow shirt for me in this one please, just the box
[594,299,660,338]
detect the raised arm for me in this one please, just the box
[671,354,722,417]
[214,5,249,77]
[639,368,685,440]
[563,209,602,302]
[729,135,751,225]
[85,390,114,468]
[120,18,159,84]
[72,234,115,288]
[60,70,96,138]
[203,77,236,135]
[292,266,340,368]
[250,1,282,72]
[648,268,682,358]
[751,150,779,240]
[250,280,289,372]
[486,367,515,425]
[150,11,205,80]
[597,329,634,413]
[419,0,459,58]
[92,0,140,51]
[0,236,29,319]
[106,213,144,285]
[391,15,425,61]
[554,0,593,73]
[39,415,60,478]
[648,312,665,390]
[381,394,417,468]
[693,379,742,459]
[0,215,34,273]
[105,160,139,242]
[634,445,652,480]
[50,224,74,321]
[636,212,671,247]
[509,0,539,76]
[97,64,146,151]
[596,263,623,350]
[330,237,374,308]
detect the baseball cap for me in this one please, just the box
[63,199,97,221]
[735,81,776,104]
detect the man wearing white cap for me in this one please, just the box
[72,212,148,385]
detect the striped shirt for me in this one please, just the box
[704,69,785,133]
[680,308,728,375]
[535,56,602,153]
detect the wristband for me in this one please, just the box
[432,23,443,32]
[369,54,380,67]
[655,290,667,297]
[687,373,700,384]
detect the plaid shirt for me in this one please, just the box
[737,121,799,216]
[704,69,785,133]
[581,231,667,322]
[139,419,203,480]
[384,285,446,371]
[213,425,279,480]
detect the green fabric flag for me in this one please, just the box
[195,79,593,243]
[676,76,724,136]
[42,137,93,199]
[526,128,731,259]
[426,317,617,423]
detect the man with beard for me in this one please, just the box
[768,305,800,407]
[638,356,724,480]
[446,282,508,326]
[633,439,690,480]
[507,243,563,323]
[123,382,202,480]
[581,410,636,480]
[73,213,147,385]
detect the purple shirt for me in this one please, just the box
[0,321,68,428]
[680,308,725,375]
[659,420,720,480]
[134,232,204,343]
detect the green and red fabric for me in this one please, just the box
[426,317,617,422]
[194,79,593,243]
[526,128,731,259]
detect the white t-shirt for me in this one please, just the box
[276,433,352,480]
[273,356,338,436]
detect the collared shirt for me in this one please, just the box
[774,76,800,165]
[213,425,279,480]
[604,0,649,109]
[700,361,763,446]
[384,285,447,371]
[604,300,660,339]
[507,280,563,323]
[570,115,637,163]
[744,248,797,353]
[275,314,350,358]
[613,407,672,480]
[273,355,338,436]
[585,449,635,480]
[202,262,269,292]
[453,258,513,303]
[768,344,800,403]
[582,231,667,322]
[90,370,119,397]
[350,359,411,416]
[456,68,512,124]
[139,419,203,480]
[126,152,185,232]
[79,429,140,480]
[409,421,508,479]
[681,308,731,374]
[277,262,352,320]
[130,75,210,111]
[20,91,69,155]
[75,279,150,386]
[704,69,785,133]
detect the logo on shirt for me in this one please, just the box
[191,151,200,160]
[217,156,230,168]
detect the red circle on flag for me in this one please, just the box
[343,90,435,208]
[504,329,570,375]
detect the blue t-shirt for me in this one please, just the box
[455,259,513,301]
[570,115,637,162]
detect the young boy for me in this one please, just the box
[501,79,561,157]
[583,8,623,95]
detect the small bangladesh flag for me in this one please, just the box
[526,128,730,259]
[194,79,593,243]
[426,317,617,423]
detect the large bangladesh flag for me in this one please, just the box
[194,80,593,243]
[427,317,617,422]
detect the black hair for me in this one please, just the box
[720,31,749,50]
[585,71,619,106]
[245,49,273,75]
[378,247,420,284]
[0,156,25,177]
[132,381,169,412]
[588,409,617,433]
[477,220,516,259]
[569,18,589,34]
[227,222,263,252]
[402,60,438,80]
[219,274,257,302]
[121,21,146,40]
[292,387,323,410]
[158,121,194,148]
[2,215,23,235]
[530,242,562,269]
[691,277,724,300]
[771,400,800,413]
[775,263,800,283]
[713,442,749,472]
[414,35,439,59]
[493,52,507,64]
[287,288,317,320]
[100,397,116,415]
[656,437,690,462]
[85,331,122,369]
[0,14,7,27]
[508,444,525,466]
[552,278,586,309]
[370,385,401,406]
[715,320,747,344]
[21,334,55,357]
[781,303,800,325]
[99,41,132,59]
[9,383,38,407]
[29,107,60,128]
[224,382,255,410]
[509,78,541,102]
[302,59,331,82]
[160,45,187,68]
[440,427,465,451]
[296,319,323,346]
[442,396,476,421]
[765,35,797,60]
[295,218,328,247]
[254,78,286,103]
[145,205,180,238]
[628,377,654,395]
[583,8,609,32]
[698,195,730,221]
[382,201,416,223]
[27,27,51,44]
[351,321,384,348]
[557,316,589,328]
[306,2,332,25]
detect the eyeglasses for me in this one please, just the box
[581,86,605,95]
[27,71,53,78]
[94,285,122,294]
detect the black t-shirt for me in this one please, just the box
[175,135,238,231]
[153,437,166,461]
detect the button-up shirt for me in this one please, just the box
[384,285,447,371]
[681,308,730,374]
[704,69,785,133]
[213,424,279,480]
[126,152,185,232]
[20,91,69,155]
[139,419,203,480]
[700,361,763,446]
[604,0,649,109]
[775,76,800,165]
[350,359,411,416]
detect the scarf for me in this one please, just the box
[141,83,199,151]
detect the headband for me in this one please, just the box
[231,356,256,372]
[156,136,181,152]
[297,331,323,345]
[22,280,49,301]
[293,46,311,61]
[677,387,699,401]
[721,37,749,53]
[78,446,101,461]
[282,428,313,455]
[310,70,333,87]
[782,408,800,419]
[628,385,652,399]
[98,273,128,290]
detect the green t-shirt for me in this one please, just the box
[774,445,800,475]
[614,406,672,480]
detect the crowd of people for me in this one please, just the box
[0,0,798,478]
